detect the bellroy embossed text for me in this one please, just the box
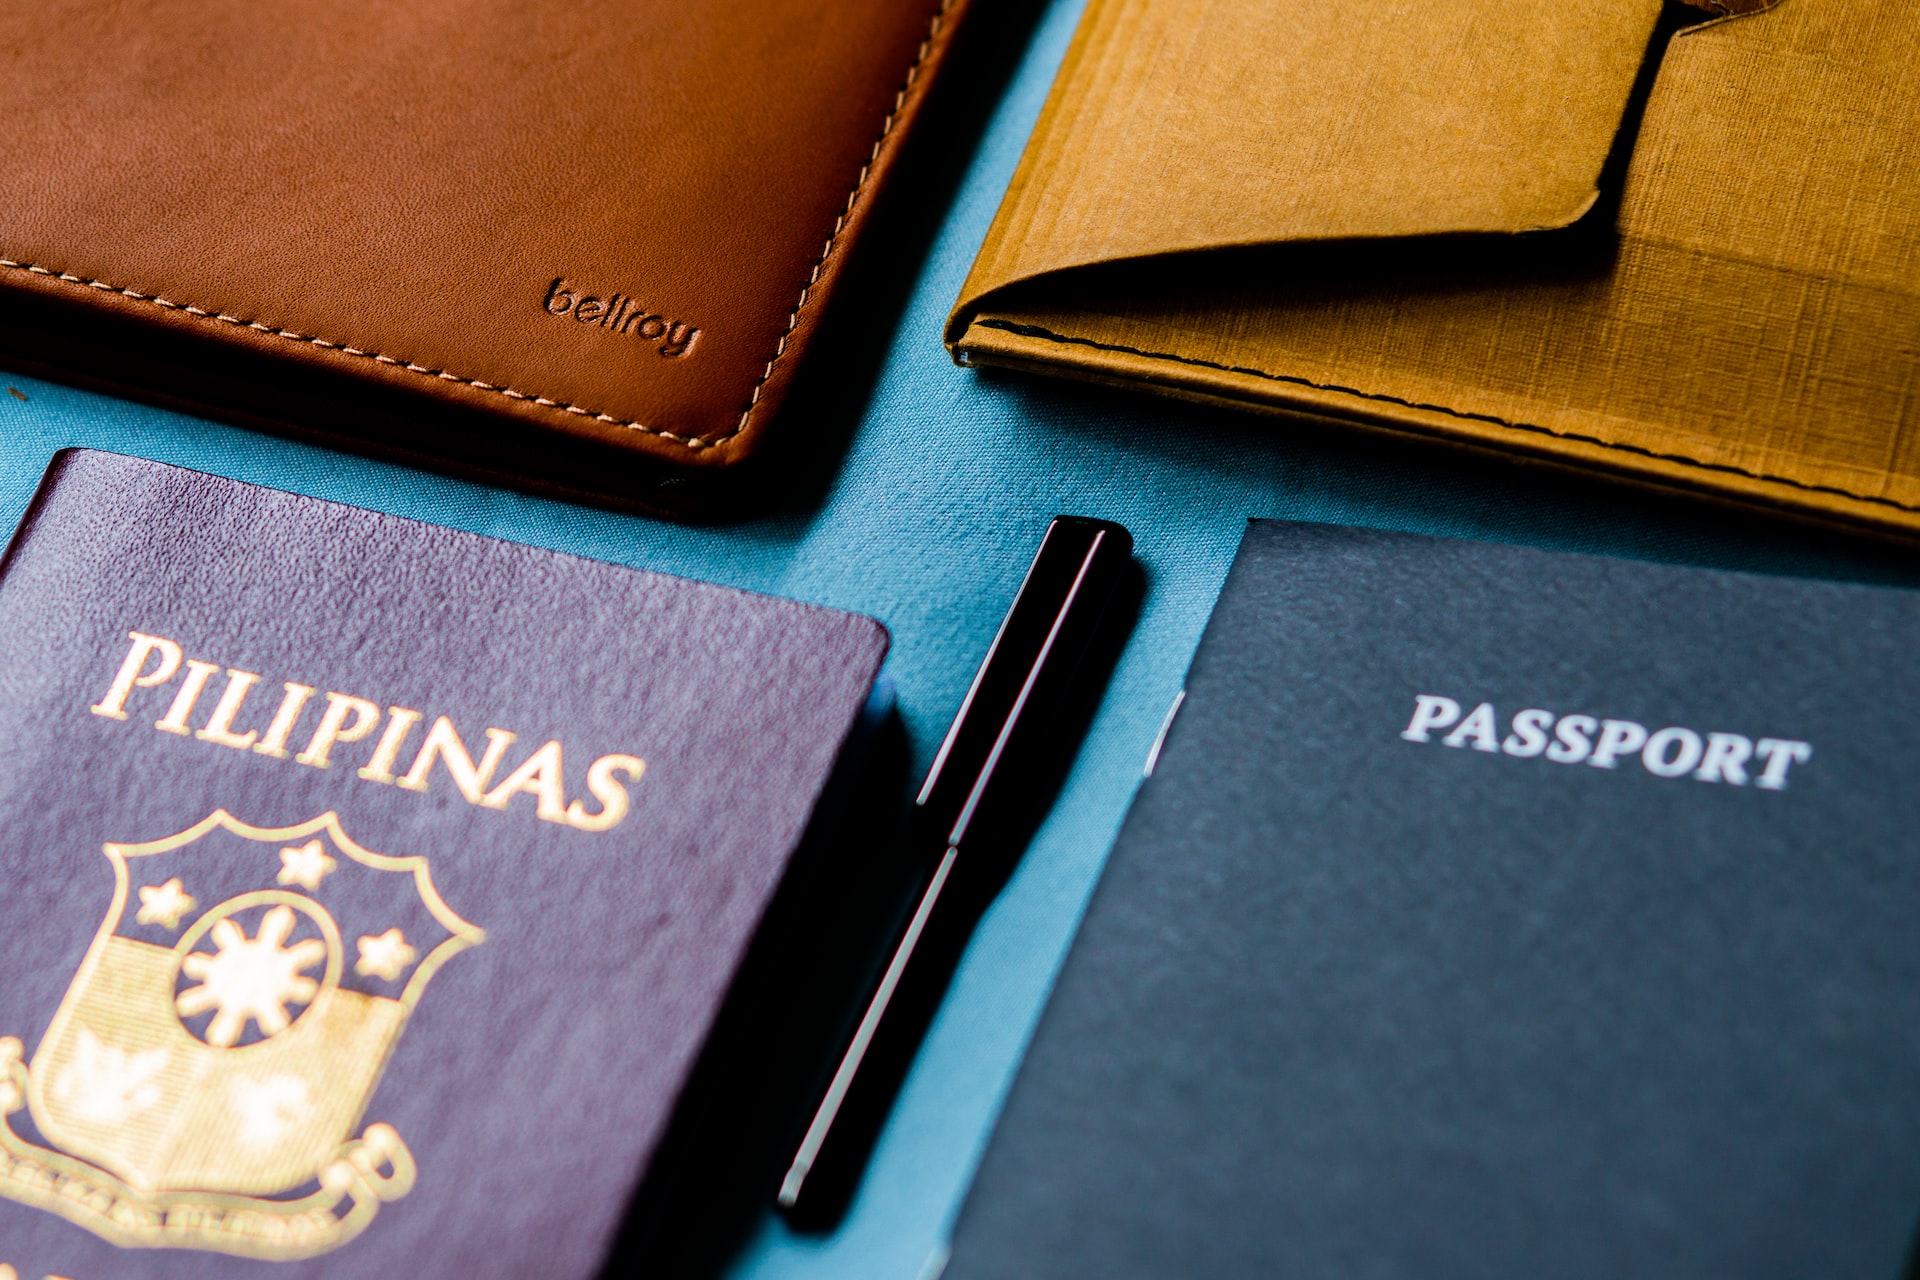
[90,631,647,831]
[543,278,700,358]
[1400,694,1812,790]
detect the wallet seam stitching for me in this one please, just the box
[734,0,956,440]
[0,0,954,457]
[0,255,724,451]
[972,319,1920,516]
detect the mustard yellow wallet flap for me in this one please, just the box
[949,0,1920,539]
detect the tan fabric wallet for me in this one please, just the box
[0,0,965,510]
[948,0,1920,540]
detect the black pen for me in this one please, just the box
[777,515,1133,1223]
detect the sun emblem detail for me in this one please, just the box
[175,906,325,1048]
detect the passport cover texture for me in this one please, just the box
[0,450,888,1276]
[0,0,968,507]
[946,520,1920,1280]
[948,0,1920,539]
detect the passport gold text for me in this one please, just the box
[91,631,646,831]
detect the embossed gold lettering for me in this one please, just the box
[91,631,184,720]
[195,668,263,750]
[481,739,568,822]
[294,693,381,768]
[358,707,423,784]
[156,661,221,736]
[396,717,515,802]
[566,753,646,832]
[253,682,317,758]
[89,629,646,828]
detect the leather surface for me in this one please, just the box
[0,449,887,1275]
[949,0,1920,540]
[0,0,964,487]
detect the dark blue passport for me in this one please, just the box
[944,520,1920,1280]
[0,450,888,1276]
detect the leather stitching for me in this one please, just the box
[0,0,955,456]
[735,0,957,439]
[0,256,721,449]
[972,319,1920,517]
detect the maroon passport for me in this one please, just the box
[0,450,888,1275]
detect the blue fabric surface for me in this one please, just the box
[1,1,1915,1274]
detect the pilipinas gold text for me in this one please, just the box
[90,631,645,832]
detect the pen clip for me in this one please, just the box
[916,515,1133,851]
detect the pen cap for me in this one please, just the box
[915,516,1133,853]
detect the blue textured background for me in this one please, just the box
[2,1,1914,1274]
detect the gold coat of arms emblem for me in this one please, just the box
[0,810,482,1259]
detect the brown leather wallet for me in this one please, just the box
[0,0,966,511]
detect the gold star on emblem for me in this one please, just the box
[277,840,337,892]
[355,928,417,982]
[135,878,196,931]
